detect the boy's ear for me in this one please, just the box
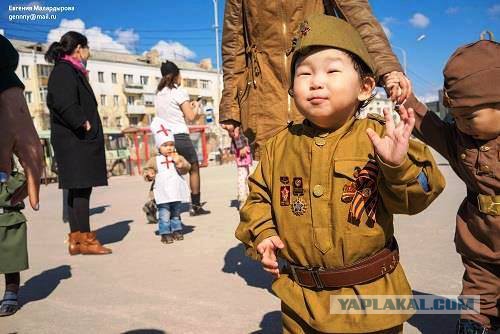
[358,76,376,102]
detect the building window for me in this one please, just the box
[115,117,122,128]
[113,95,119,106]
[22,65,30,79]
[111,73,117,83]
[100,95,106,106]
[140,75,148,85]
[144,94,155,106]
[127,96,135,105]
[124,74,133,84]
[200,79,210,89]
[98,72,104,83]
[24,91,32,104]
[37,65,52,78]
[155,77,160,83]
[39,87,48,103]
[102,116,109,127]
[183,78,197,88]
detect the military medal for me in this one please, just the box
[341,182,356,203]
[280,186,291,206]
[280,176,290,185]
[292,177,304,195]
[291,197,307,216]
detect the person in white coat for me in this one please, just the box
[144,117,191,244]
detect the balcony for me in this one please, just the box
[126,104,146,114]
[123,82,144,94]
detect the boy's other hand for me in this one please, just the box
[366,107,415,167]
[256,236,285,279]
[383,71,412,104]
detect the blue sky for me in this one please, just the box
[1,0,499,101]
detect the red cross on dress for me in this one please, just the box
[160,156,175,169]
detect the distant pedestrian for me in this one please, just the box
[155,61,210,216]
[230,130,252,209]
[46,31,111,255]
[143,117,191,244]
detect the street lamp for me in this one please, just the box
[212,0,220,74]
[391,44,407,74]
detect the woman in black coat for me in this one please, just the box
[46,31,111,255]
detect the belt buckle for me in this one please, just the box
[308,266,325,289]
[477,195,500,215]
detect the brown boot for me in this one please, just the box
[68,232,81,255]
[79,232,112,255]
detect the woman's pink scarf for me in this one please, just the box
[61,55,88,76]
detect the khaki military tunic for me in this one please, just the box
[236,115,446,333]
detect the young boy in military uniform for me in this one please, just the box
[236,14,446,333]
[392,34,500,334]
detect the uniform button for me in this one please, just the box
[460,153,466,160]
[315,138,326,146]
[313,184,324,197]
[480,146,490,152]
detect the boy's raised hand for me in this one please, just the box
[256,236,285,279]
[366,107,415,167]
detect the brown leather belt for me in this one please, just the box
[284,238,399,289]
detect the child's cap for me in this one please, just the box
[443,33,500,108]
[289,14,376,83]
[150,117,174,148]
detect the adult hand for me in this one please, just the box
[0,87,43,210]
[83,120,91,131]
[256,235,285,279]
[366,107,415,167]
[383,71,412,104]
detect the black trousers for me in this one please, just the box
[67,188,92,233]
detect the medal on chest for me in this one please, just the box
[292,177,304,195]
[291,197,307,216]
[280,185,291,206]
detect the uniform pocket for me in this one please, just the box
[333,158,369,180]
[333,158,386,262]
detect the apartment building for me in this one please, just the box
[11,38,221,132]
